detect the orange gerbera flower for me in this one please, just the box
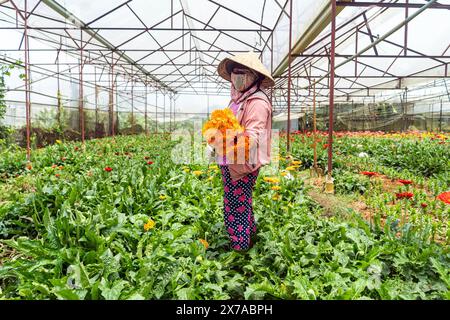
[202,108,248,161]
[199,239,209,249]
[437,191,450,205]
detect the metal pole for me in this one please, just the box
[355,27,358,76]
[404,89,408,131]
[301,0,438,92]
[56,54,62,131]
[112,63,116,136]
[404,0,409,56]
[287,0,293,152]
[110,59,115,136]
[94,66,98,138]
[24,0,31,161]
[115,77,119,135]
[326,0,337,188]
[169,94,172,132]
[430,104,433,132]
[439,99,443,132]
[145,81,148,135]
[131,73,134,135]
[156,89,158,134]
[313,82,317,171]
[163,93,166,133]
[79,30,85,144]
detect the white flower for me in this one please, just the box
[358,152,369,158]
[284,173,294,180]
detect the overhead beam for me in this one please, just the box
[336,1,450,10]
[40,0,175,93]
[273,0,351,77]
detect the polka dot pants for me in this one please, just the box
[220,165,259,251]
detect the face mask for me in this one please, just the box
[231,69,257,92]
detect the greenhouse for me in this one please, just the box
[0,0,449,302]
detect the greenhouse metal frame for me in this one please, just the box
[0,0,449,175]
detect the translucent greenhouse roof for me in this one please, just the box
[1,0,449,116]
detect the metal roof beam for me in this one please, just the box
[41,0,175,93]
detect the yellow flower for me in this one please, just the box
[199,239,209,249]
[263,176,280,184]
[271,186,281,191]
[280,171,288,177]
[207,176,214,181]
[144,218,155,231]
[183,168,190,173]
[286,166,296,171]
[272,194,281,201]
[193,170,203,176]
[209,164,219,170]
[56,139,62,144]
[159,194,167,200]
[291,160,302,166]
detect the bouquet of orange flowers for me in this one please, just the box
[202,108,250,163]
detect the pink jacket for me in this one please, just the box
[228,91,272,181]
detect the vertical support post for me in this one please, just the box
[24,0,31,161]
[56,53,62,131]
[156,89,159,134]
[313,82,318,172]
[355,27,358,77]
[439,99,443,132]
[169,94,172,132]
[94,66,98,138]
[115,77,119,135]
[326,0,337,193]
[287,0,293,153]
[131,71,134,135]
[109,56,115,137]
[173,95,176,131]
[404,0,409,56]
[79,30,85,144]
[403,89,408,132]
[271,34,274,75]
[145,79,148,136]
[351,99,354,130]
[163,93,166,133]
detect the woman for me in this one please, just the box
[214,52,275,252]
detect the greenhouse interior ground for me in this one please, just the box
[0,0,449,302]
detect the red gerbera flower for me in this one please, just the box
[74,146,79,151]
[395,192,414,200]
[323,144,329,149]
[147,161,154,165]
[398,179,413,185]
[104,167,113,172]
[420,203,428,208]
[361,171,377,177]
[61,157,66,161]
[437,191,450,205]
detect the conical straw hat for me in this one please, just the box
[218,51,275,88]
